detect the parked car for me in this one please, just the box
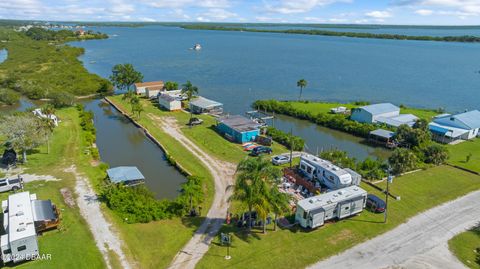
[272,155,290,165]
[366,194,386,213]
[0,176,24,193]
[250,146,272,156]
[188,117,204,126]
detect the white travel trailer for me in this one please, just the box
[1,192,39,263]
[299,154,360,190]
[295,186,367,229]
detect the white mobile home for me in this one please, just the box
[134,81,164,95]
[1,192,39,263]
[295,186,367,229]
[299,154,360,190]
[158,93,182,111]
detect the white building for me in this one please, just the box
[295,186,367,229]
[299,154,361,190]
[1,192,39,263]
[351,103,400,124]
[134,81,164,95]
[145,86,163,99]
[158,93,182,111]
[429,110,480,143]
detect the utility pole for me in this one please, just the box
[290,127,294,168]
[384,174,393,223]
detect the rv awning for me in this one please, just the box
[32,200,56,221]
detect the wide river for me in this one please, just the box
[70,25,480,161]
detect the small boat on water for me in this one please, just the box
[192,44,202,50]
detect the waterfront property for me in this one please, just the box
[216,115,261,143]
[429,110,480,144]
[134,81,164,95]
[106,166,145,186]
[189,96,223,115]
[351,103,419,128]
[295,185,367,229]
[158,93,182,111]
[145,85,163,99]
[299,154,361,190]
[1,191,59,264]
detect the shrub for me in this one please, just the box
[50,92,75,108]
[423,144,449,165]
[0,88,20,105]
[266,127,304,151]
[389,148,418,175]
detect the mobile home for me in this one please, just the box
[295,186,367,229]
[299,154,360,190]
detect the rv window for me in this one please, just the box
[345,207,349,210]
[328,176,334,182]
[0,182,6,187]
[3,249,11,254]
[17,246,26,252]
[303,211,307,219]
[322,170,325,177]
[306,166,312,173]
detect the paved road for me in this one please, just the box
[309,190,480,269]
[148,115,236,269]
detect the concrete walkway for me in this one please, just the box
[309,190,480,269]
[147,115,236,269]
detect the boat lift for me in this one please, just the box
[245,110,274,126]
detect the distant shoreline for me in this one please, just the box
[181,25,480,43]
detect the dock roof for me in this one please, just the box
[218,115,261,133]
[190,96,223,109]
[107,166,145,184]
[134,81,164,88]
[370,129,395,139]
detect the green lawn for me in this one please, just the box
[197,165,480,268]
[286,101,438,121]
[449,228,480,269]
[448,138,480,173]
[109,96,290,164]
[0,108,106,269]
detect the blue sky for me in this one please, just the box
[1,0,479,25]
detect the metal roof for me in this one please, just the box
[190,96,223,109]
[297,186,367,212]
[451,110,480,129]
[159,93,178,102]
[301,154,350,178]
[376,114,418,127]
[360,103,399,115]
[218,115,261,133]
[107,166,145,184]
[7,191,36,242]
[31,200,56,221]
[369,129,395,139]
[429,122,469,138]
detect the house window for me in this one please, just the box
[17,246,26,252]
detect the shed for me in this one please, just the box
[216,115,261,143]
[351,103,400,124]
[107,166,145,186]
[189,96,223,115]
[158,93,182,111]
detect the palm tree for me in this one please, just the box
[230,157,281,233]
[40,104,56,154]
[181,81,199,122]
[268,187,290,231]
[297,79,307,101]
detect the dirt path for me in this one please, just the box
[147,114,236,269]
[65,165,132,269]
[309,190,480,269]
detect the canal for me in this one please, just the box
[1,97,186,199]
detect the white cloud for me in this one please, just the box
[365,10,392,19]
[142,0,230,9]
[264,0,352,14]
[415,9,434,15]
[197,8,238,21]
[395,0,480,16]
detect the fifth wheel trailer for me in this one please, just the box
[295,186,367,229]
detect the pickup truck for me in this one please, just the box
[0,176,24,193]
